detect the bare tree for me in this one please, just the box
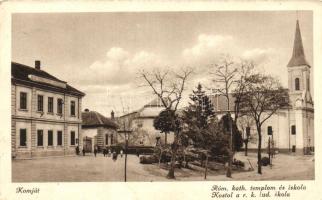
[239,74,289,174]
[233,61,255,123]
[138,67,193,179]
[210,56,237,178]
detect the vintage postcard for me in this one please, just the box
[0,1,321,200]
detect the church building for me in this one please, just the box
[212,20,314,154]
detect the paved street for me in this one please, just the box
[12,152,314,182]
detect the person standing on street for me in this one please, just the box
[82,148,85,156]
[94,146,97,157]
[76,146,80,155]
[120,149,123,158]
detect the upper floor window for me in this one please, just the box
[70,101,75,116]
[19,129,27,147]
[267,126,273,135]
[57,98,63,114]
[295,78,300,91]
[20,92,27,110]
[48,97,54,113]
[37,95,44,112]
[48,130,53,146]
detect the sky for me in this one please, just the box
[12,11,313,117]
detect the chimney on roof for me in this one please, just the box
[111,110,115,120]
[84,108,89,112]
[35,60,41,70]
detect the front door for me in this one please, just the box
[83,137,92,152]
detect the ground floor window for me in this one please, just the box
[111,134,114,145]
[57,131,63,146]
[37,130,43,146]
[267,126,272,135]
[19,129,27,147]
[70,131,75,145]
[291,125,296,135]
[105,134,109,145]
[48,130,53,146]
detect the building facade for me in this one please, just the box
[81,109,118,152]
[211,20,314,154]
[11,61,85,159]
[118,98,174,147]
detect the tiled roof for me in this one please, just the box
[82,110,118,129]
[143,97,169,108]
[11,62,85,96]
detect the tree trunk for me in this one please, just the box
[159,149,163,167]
[226,150,232,178]
[167,132,178,179]
[257,125,262,174]
[245,141,248,156]
[204,154,209,180]
[226,127,232,178]
[165,132,168,145]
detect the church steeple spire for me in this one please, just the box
[287,20,310,68]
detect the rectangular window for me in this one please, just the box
[48,130,53,146]
[291,125,296,135]
[70,131,75,145]
[20,92,27,110]
[37,95,44,112]
[105,134,109,145]
[19,129,27,147]
[57,98,63,114]
[111,134,114,144]
[267,126,272,135]
[57,131,63,146]
[37,130,43,146]
[70,101,75,116]
[48,97,54,113]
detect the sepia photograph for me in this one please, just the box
[10,10,314,183]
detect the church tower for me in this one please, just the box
[287,19,314,154]
[287,20,313,107]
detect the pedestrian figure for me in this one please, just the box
[120,149,123,158]
[82,148,85,156]
[76,146,80,155]
[103,147,107,157]
[136,148,140,157]
[112,151,117,161]
[108,148,111,157]
[94,146,97,157]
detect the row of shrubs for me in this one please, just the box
[139,153,246,169]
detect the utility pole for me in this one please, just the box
[124,129,128,182]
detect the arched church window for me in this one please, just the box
[295,78,300,91]
[291,125,296,135]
